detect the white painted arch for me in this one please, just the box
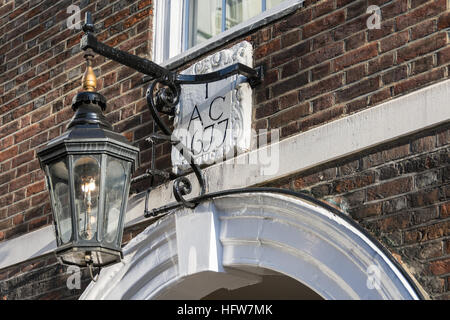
[80,192,423,300]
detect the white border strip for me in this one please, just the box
[0,79,449,270]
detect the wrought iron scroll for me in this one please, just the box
[146,78,205,210]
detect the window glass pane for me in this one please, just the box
[186,0,288,50]
[48,160,71,244]
[267,0,285,10]
[189,0,222,48]
[103,157,128,244]
[74,156,100,241]
[226,0,262,29]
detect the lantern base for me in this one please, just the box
[56,246,123,268]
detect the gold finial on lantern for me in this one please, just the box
[82,49,97,92]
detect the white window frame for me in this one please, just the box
[152,0,304,66]
[153,0,184,63]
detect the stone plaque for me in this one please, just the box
[171,41,253,174]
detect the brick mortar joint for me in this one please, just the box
[0,208,50,226]
[418,252,450,264]
[357,201,449,231]
[337,180,446,210]
[395,236,450,250]
[0,254,57,278]
[392,215,450,234]
[0,198,44,216]
[292,144,449,186]
[285,144,449,193]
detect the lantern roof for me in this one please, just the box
[37,71,139,169]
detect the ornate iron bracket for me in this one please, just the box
[81,13,263,88]
[80,12,264,212]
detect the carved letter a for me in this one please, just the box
[187,105,203,131]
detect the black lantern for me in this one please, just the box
[37,50,139,268]
[36,11,263,268]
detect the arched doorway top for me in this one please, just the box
[80,191,423,300]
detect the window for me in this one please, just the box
[186,0,285,50]
[153,0,303,64]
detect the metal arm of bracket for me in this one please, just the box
[81,13,263,88]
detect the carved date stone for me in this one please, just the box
[171,41,253,174]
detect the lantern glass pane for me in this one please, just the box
[73,156,100,241]
[103,157,127,243]
[48,160,72,244]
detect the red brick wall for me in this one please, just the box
[0,0,155,299]
[246,1,450,299]
[0,0,154,242]
[265,126,450,299]
[0,0,449,299]
[0,253,91,299]
[250,0,449,137]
